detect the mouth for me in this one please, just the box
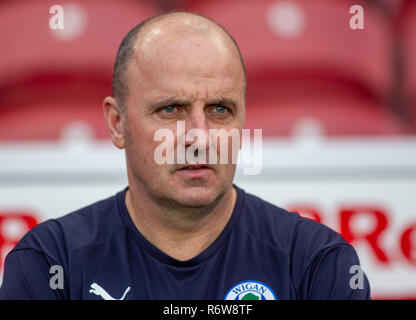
[177,164,213,171]
[175,164,214,179]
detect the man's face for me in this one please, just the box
[122,28,246,208]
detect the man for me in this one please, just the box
[0,12,370,300]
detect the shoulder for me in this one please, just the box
[237,187,349,255]
[237,187,364,293]
[13,189,127,259]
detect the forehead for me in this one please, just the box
[125,19,245,104]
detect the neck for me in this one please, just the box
[125,183,237,261]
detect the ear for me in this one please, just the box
[103,96,126,149]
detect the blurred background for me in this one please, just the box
[0,0,415,299]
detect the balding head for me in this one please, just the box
[104,11,247,212]
[112,11,247,114]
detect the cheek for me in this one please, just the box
[209,131,241,164]
[125,125,161,167]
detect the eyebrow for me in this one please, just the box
[151,97,193,109]
[151,96,238,109]
[206,98,237,109]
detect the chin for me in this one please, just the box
[170,185,223,208]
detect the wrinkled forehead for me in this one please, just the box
[126,18,245,100]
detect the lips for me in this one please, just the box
[175,164,214,179]
[177,164,212,171]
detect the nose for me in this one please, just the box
[185,106,210,148]
[178,105,212,166]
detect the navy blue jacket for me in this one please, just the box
[0,185,370,300]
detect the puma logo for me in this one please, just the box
[89,283,131,300]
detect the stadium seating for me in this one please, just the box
[398,0,416,131]
[244,91,404,137]
[0,0,408,139]
[186,0,405,136]
[0,0,160,140]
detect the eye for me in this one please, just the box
[213,105,229,114]
[207,104,233,120]
[163,106,177,113]
[157,105,180,117]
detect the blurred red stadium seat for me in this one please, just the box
[399,0,416,131]
[244,90,404,137]
[0,0,160,140]
[186,0,405,136]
